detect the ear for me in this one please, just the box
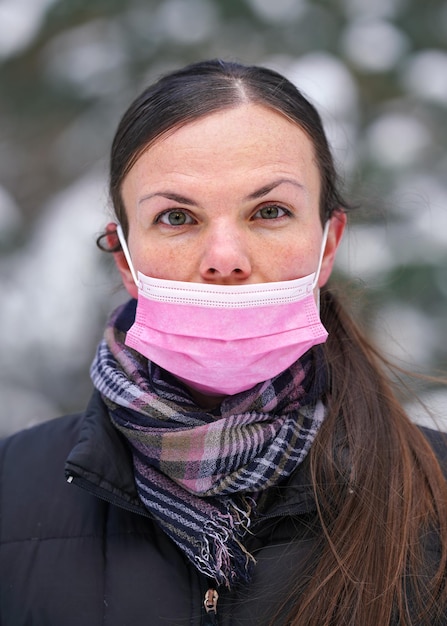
[106,222,138,299]
[318,210,347,287]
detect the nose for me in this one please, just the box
[199,225,252,283]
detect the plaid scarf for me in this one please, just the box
[90,300,327,587]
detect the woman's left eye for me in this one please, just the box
[254,205,290,220]
[156,210,195,226]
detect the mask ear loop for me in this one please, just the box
[116,224,139,287]
[312,219,331,310]
[312,220,331,290]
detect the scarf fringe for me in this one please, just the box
[196,499,256,587]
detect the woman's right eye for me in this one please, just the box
[155,210,195,226]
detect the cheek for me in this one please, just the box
[276,254,312,281]
[259,237,319,282]
[132,242,194,281]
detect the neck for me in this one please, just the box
[186,386,227,410]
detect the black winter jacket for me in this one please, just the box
[0,390,446,625]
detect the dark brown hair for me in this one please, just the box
[282,287,447,625]
[106,59,447,624]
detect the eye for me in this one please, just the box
[156,210,195,226]
[253,204,290,220]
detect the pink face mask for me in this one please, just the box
[117,224,330,396]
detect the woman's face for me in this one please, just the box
[116,103,345,296]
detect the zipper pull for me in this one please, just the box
[203,588,219,625]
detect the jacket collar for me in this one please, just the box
[65,390,148,516]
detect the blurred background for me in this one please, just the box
[1,0,446,436]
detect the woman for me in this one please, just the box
[1,59,446,626]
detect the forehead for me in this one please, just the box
[130,104,320,183]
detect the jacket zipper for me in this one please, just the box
[66,472,151,518]
[203,587,219,625]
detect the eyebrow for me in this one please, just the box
[137,178,305,207]
[245,178,305,200]
[138,192,196,206]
